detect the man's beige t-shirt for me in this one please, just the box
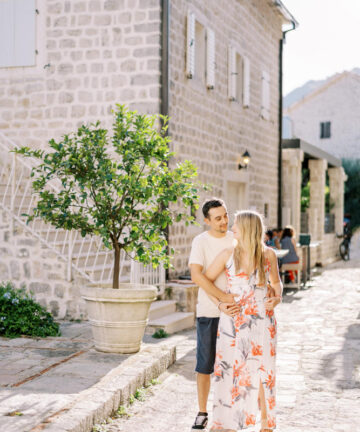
[188,231,234,318]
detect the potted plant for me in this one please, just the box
[15,105,203,353]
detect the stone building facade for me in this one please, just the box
[0,0,295,317]
[284,71,360,160]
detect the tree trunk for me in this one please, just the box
[113,242,121,289]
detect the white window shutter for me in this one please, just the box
[206,28,215,89]
[186,11,195,79]
[261,71,270,120]
[0,0,35,68]
[0,1,15,67]
[243,57,250,107]
[14,0,36,67]
[228,46,236,101]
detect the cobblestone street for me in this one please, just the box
[98,238,360,432]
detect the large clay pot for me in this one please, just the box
[81,283,157,353]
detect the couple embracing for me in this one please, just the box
[189,198,283,432]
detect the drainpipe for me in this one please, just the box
[278,21,296,228]
[161,0,170,280]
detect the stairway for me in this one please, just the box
[147,300,195,335]
[0,131,161,285]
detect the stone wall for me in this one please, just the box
[285,73,360,159]
[0,0,286,310]
[0,0,162,148]
[0,211,87,319]
[168,0,283,274]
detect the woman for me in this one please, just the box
[280,226,299,283]
[206,210,282,431]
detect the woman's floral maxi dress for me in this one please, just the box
[211,255,277,431]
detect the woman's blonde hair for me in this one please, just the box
[233,210,266,287]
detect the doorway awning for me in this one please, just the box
[282,138,342,168]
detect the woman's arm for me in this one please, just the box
[265,248,283,310]
[208,293,240,317]
[205,248,233,282]
[291,237,298,254]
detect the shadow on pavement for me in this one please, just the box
[315,322,360,389]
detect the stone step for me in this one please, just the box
[147,312,194,335]
[148,300,176,320]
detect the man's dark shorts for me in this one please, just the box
[195,317,219,374]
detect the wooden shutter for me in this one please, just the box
[243,57,250,107]
[261,70,270,120]
[228,46,236,101]
[186,11,195,79]
[0,1,14,67]
[206,28,215,89]
[0,0,36,68]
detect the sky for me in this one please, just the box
[281,0,360,95]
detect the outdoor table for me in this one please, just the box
[274,249,289,259]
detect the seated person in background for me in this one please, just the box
[272,228,282,249]
[265,229,276,248]
[280,226,299,283]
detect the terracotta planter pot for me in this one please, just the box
[81,283,157,354]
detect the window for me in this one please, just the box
[195,20,206,84]
[0,0,36,68]
[228,46,250,107]
[186,11,215,89]
[320,122,331,139]
[264,203,269,219]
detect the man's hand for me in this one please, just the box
[220,292,236,303]
[265,297,281,311]
[219,302,241,317]
[267,284,276,298]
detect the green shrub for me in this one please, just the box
[0,282,60,338]
[152,328,169,339]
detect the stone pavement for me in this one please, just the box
[0,322,177,432]
[96,235,360,432]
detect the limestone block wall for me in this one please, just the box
[0,0,162,149]
[0,210,87,319]
[167,0,283,274]
[321,233,340,265]
[285,73,360,159]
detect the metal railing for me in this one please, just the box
[0,131,165,286]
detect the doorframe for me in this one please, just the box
[223,170,250,214]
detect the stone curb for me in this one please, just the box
[34,336,184,432]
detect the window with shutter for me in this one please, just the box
[320,121,331,139]
[261,71,270,120]
[228,46,236,101]
[194,20,206,84]
[243,57,250,107]
[235,53,243,102]
[206,28,215,89]
[0,0,36,68]
[186,11,195,79]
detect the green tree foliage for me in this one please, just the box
[0,282,60,338]
[342,158,360,230]
[15,105,205,288]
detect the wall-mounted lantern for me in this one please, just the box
[237,150,251,170]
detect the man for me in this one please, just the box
[189,198,240,430]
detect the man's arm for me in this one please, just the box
[190,263,235,303]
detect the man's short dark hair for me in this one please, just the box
[202,197,226,219]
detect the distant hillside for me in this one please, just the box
[284,68,360,109]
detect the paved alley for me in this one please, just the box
[96,235,360,432]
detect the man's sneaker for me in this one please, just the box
[191,412,208,430]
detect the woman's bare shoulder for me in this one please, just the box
[264,246,277,261]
